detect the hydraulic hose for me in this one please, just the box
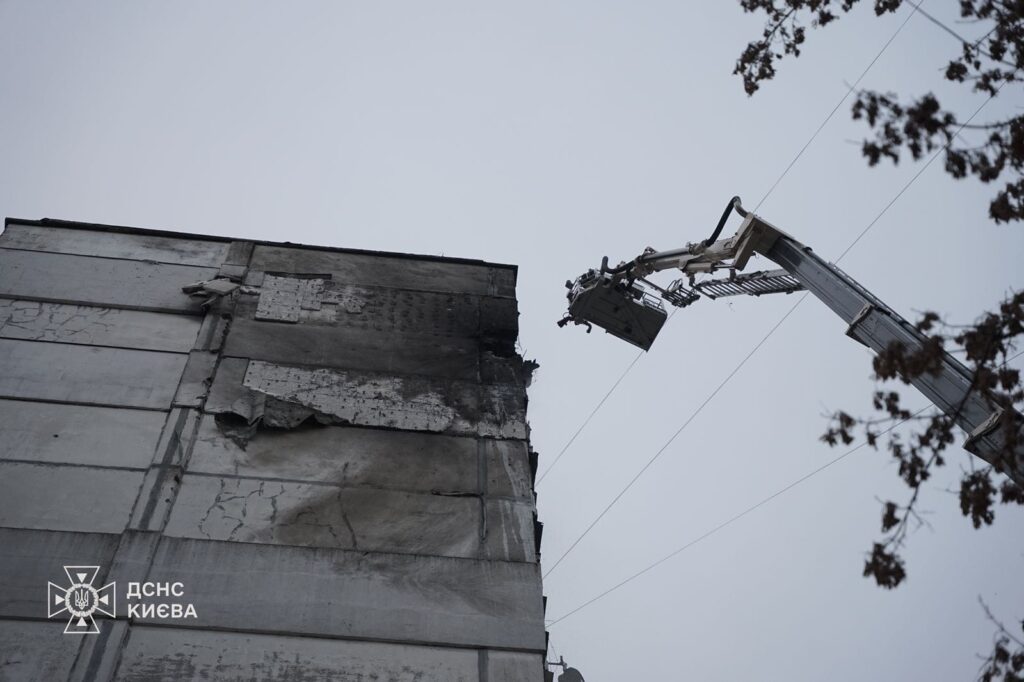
[702,195,743,247]
[600,255,635,276]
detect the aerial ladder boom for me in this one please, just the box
[559,197,1024,486]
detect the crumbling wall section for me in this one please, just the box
[0,219,546,681]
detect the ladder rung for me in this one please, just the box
[695,270,804,300]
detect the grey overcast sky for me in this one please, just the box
[2,2,1022,679]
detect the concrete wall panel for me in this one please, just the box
[203,357,251,415]
[480,297,520,338]
[0,399,164,468]
[0,462,144,534]
[235,286,483,338]
[172,351,217,407]
[0,224,230,267]
[0,249,216,313]
[0,298,200,352]
[484,440,534,501]
[246,244,515,298]
[224,318,480,380]
[0,339,187,409]
[141,537,546,650]
[486,500,537,563]
[164,475,482,559]
[115,626,479,682]
[0,528,119,619]
[317,284,483,336]
[487,651,545,682]
[188,416,480,492]
[0,619,83,682]
[475,382,529,439]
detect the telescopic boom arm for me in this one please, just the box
[559,198,1024,486]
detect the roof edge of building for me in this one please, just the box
[4,216,519,277]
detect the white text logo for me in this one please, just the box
[47,566,116,634]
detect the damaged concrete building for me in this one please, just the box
[0,217,546,681]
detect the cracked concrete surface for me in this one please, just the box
[0,298,201,352]
[187,414,535,499]
[166,474,484,558]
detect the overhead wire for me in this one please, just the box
[542,297,804,578]
[546,411,918,626]
[545,345,1023,627]
[536,0,927,488]
[536,349,644,485]
[544,404,925,627]
[542,29,1008,581]
[752,0,928,213]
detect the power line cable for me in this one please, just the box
[536,346,645,485]
[911,5,1013,65]
[545,404,928,627]
[914,4,974,44]
[837,83,1006,261]
[542,296,805,578]
[536,1,924,487]
[547,347,1024,627]
[542,76,1004,581]
[752,0,927,213]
